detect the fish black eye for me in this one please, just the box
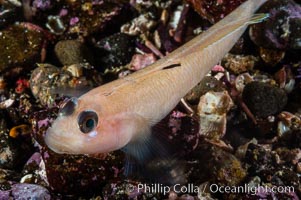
[59,97,78,116]
[77,111,98,133]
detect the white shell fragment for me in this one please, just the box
[277,111,301,136]
[284,79,295,93]
[197,91,234,139]
[0,98,15,109]
[121,13,157,36]
[168,5,183,29]
[64,63,84,77]
[46,15,66,35]
[235,72,254,93]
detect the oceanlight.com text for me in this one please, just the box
[209,184,295,196]
[126,183,295,196]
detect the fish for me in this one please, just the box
[44,0,268,176]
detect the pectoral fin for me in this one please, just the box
[122,119,186,185]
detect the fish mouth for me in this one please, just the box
[44,127,76,154]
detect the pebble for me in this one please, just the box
[184,76,224,105]
[129,53,157,71]
[0,24,46,72]
[54,40,94,66]
[222,54,259,74]
[259,47,286,66]
[29,64,60,106]
[245,143,275,175]
[95,33,135,70]
[30,63,102,106]
[242,81,287,118]
[188,143,247,186]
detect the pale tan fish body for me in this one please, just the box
[45,0,268,158]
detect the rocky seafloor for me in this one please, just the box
[0,0,301,199]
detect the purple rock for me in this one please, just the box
[33,0,52,11]
[0,183,51,200]
[25,152,42,166]
[11,184,51,199]
[0,190,10,200]
[59,9,68,17]
[70,17,79,26]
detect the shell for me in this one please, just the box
[197,91,233,139]
[198,114,227,139]
[235,72,254,93]
[274,66,295,93]
[121,13,157,36]
[222,53,259,74]
[277,111,301,136]
[0,99,14,109]
[64,63,84,77]
[30,63,102,106]
[46,15,66,35]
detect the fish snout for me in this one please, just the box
[44,126,77,154]
[44,127,65,154]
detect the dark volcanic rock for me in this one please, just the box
[95,33,135,70]
[43,150,124,197]
[188,142,247,186]
[242,82,287,118]
[245,143,275,175]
